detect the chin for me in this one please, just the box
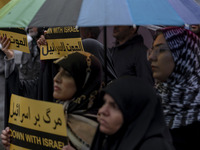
[99,126,113,135]
[153,74,159,81]
[53,92,60,100]
[153,76,167,82]
[153,74,163,82]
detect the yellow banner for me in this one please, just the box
[10,144,29,150]
[0,28,29,53]
[40,38,83,60]
[40,26,84,60]
[8,94,67,150]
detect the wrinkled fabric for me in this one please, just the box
[91,76,175,150]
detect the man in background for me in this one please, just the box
[110,26,154,85]
[190,25,200,38]
[79,27,101,40]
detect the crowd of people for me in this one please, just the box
[0,25,200,150]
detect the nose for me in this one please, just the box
[54,72,61,83]
[147,49,157,62]
[98,103,109,117]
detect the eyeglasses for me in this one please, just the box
[147,45,170,57]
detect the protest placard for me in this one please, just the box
[0,28,29,53]
[40,26,84,60]
[8,94,67,150]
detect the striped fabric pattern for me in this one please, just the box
[156,27,200,129]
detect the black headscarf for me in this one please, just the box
[54,51,103,149]
[54,51,103,113]
[82,38,117,84]
[91,76,175,150]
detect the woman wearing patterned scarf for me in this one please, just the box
[54,51,102,150]
[1,51,103,150]
[148,27,200,150]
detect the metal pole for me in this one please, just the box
[103,26,108,85]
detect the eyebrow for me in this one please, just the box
[152,43,165,49]
[109,101,118,108]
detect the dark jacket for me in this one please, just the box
[110,34,154,85]
[19,40,40,80]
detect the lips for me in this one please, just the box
[98,118,108,127]
[54,85,61,91]
[151,65,157,71]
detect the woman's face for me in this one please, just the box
[97,94,123,135]
[53,67,77,101]
[148,33,175,82]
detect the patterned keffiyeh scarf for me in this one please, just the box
[155,27,200,129]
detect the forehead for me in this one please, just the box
[29,27,38,31]
[103,94,120,108]
[114,26,131,30]
[104,94,115,103]
[59,67,65,71]
[153,33,168,47]
[59,67,70,74]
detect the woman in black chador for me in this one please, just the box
[91,76,175,150]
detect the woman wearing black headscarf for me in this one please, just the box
[1,36,116,128]
[1,51,103,150]
[91,76,175,150]
[54,51,102,149]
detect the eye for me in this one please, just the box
[59,69,72,78]
[110,102,119,110]
[62,71,72,77]
[159,48,169,53]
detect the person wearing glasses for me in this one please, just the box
[148,27,200,150]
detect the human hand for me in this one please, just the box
[62,144,76,150]
[1,127,11,150]
[37,31,47,48]
[0,36,14,59]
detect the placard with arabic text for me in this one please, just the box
[40,27,84,60]
[0,28,29,53]
[8,94,67,150]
